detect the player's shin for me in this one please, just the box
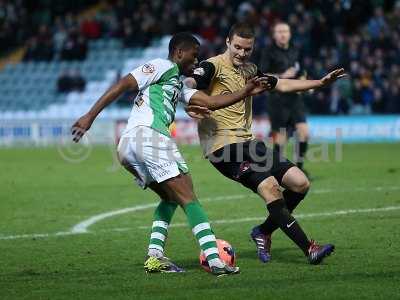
[296,141,308,170]
[260,189,307,234]
[147,200,178,258]
[266,199,310,255]
[183,200,224,268]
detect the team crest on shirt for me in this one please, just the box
[135,97,144,107]
[142,63,155,74]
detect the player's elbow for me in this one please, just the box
[119,74,138,92]
[183,77,197,89]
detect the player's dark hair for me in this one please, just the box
[168,32,200,56]
[228,22,255,41]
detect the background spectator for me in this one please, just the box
[2,0,400,114]
[57,69,86,94]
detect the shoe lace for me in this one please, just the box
[145,257,162,271]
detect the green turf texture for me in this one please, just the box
[0,143,399,299]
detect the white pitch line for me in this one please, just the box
[137,205,400,229]
[70,185,400,233]
[70,203,158,234]
[1,205,400,241]
[1,186,400,241]
[70,194,251,234]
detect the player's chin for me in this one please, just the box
[233,58,245,66]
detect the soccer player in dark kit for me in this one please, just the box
[184,22,345,264]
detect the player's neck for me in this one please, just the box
[168,56,178,65]
[168,56,182,73]
[221,51,237,69]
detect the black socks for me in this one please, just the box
[259,189,306,234]
[266,199,310,255]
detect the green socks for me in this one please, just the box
[148,200,178,257]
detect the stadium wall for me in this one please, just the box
[1,115,400,146]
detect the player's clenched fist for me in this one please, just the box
[244,76,277,95]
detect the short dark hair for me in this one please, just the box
[228,22,255,40]
[168,32,200,55]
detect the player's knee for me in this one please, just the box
[257,176,283,202]
[299,132,309,142]
[293,176,310,194]
[162,175,196,206]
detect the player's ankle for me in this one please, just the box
[148,248,163,258]
[208,258,225,268]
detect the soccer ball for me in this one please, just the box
[199,239,236,272]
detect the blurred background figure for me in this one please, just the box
[57,69,86,94]
[259,22,310,174]
[0,0,399,141]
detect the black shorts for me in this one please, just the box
[267,95,306,132]
[209,140,295,193]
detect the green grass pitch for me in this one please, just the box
[0,143,399,299]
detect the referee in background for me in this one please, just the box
[260,22,310,176]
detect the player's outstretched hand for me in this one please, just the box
[320,68,347,86]
[185,105,211,120]
[245,76,276,96]
[71,113,94,143]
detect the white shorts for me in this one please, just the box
[117,126,189,189]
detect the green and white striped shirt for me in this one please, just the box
[124,58,197,137]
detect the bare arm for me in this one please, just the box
[189,77,271,110]
[274,68,346,93]
[189,89,248,110]
[275,78,323,93]
[72,74,138,142]
[85,75,137,119]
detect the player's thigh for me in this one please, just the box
[209,142,266,193]
[250,140,296,186]
[148,182,170,202]
[144,129,191,185]
[117,135,152,188]
[210,140,294,194]
[281,166,310,193]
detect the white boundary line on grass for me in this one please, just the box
[71,194,249,234]
[1,205,400,241]
[0,186,399,241]
[71,203,158,233]
[71,185,400,233]
[138,205,400,229]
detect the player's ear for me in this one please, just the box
[225,37,230,47]
[176,48,184,60]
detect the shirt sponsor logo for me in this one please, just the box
[142,63,155,74]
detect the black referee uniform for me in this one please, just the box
[260,42,306,135]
